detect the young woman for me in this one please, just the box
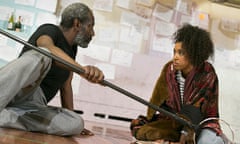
[130,24,224,144]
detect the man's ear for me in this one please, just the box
[73,18,81,31]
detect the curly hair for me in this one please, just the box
[60,3,93,29]
[172,24,214,66]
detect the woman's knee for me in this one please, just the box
[197,129,224,144]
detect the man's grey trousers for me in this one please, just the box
[0,50,84,136]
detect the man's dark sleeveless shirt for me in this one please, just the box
[19,24,77,102]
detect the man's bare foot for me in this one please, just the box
[80,128,94,136]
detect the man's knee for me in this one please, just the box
[24,50,51,68]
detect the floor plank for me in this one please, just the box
[0,121,134,144]
[0,128,114,144]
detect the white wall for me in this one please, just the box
[0,0,240,143]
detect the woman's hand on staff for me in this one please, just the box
[179,129,195,144]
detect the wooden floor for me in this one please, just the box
[0,121,135,144]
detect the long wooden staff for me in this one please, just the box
[0,28,197,130]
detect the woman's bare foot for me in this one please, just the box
[155,139,180,144]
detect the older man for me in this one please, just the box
[0,3,104,136]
